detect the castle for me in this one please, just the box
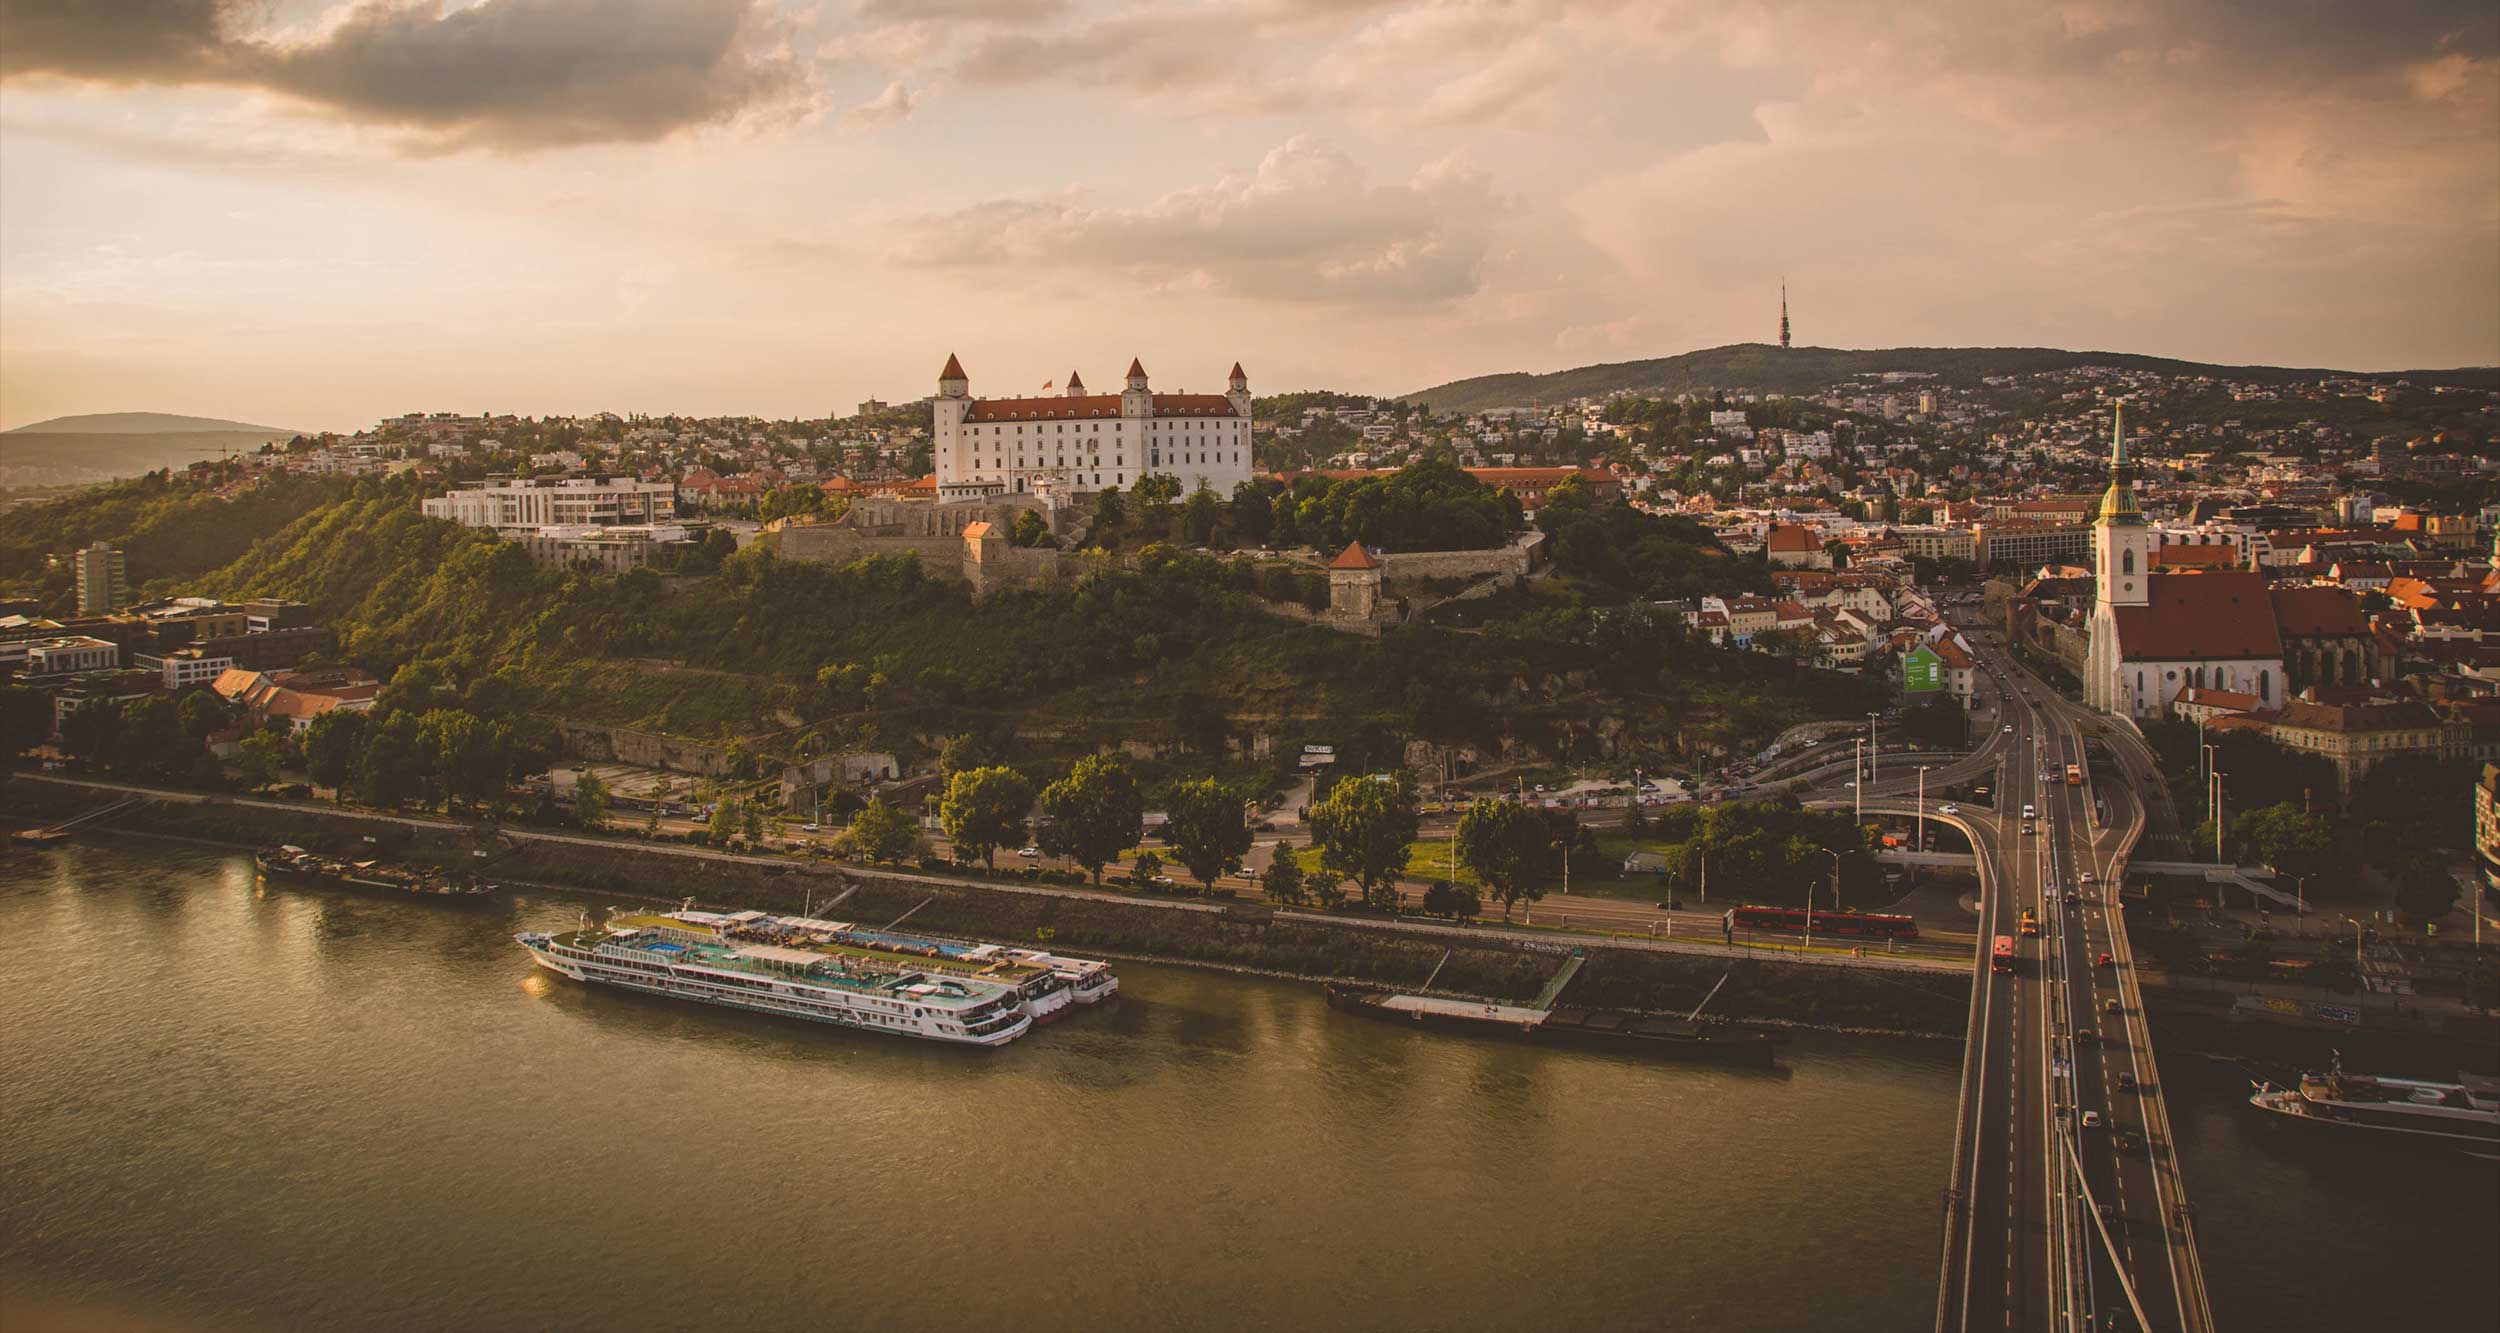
[931,354,1255,499]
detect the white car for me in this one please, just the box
[1016,846,1042,859]
[2003,724,2015,733]
[1938,803,1960,815]
[800,823,821,833]
[2079,872,2095,884]
[2081,1110,2103,1129]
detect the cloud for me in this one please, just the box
[0,0,814,152]
[856,0,1069,20]
[844,79,917,127]
[892,136,1503,307]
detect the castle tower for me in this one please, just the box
[1779,283,1791,350]
[935,353,972,484]
[1064,371,1085,398]
[1225,361,1251,419]
[1120,357,1152,420]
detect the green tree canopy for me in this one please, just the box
[1036,753,1144,885]
[1311,775,1418,911]
[847,794,920,863]
[1164,777,1251,886]
[940,765,1034,869]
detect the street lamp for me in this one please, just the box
[1822,847,1843,916]
[1855,738,1866,819]
[2210,770,2227,866]
[1867,712,1881,783]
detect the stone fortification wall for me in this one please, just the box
[550,719,735,776]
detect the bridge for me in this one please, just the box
[1879,635,2216,1333]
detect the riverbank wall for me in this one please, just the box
[6,775,1972,1034]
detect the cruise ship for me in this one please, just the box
[516,912,1033,1046]
[2249,1056,2500,1157]
[684,910,1119,1023]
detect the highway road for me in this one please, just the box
[1936,632,2214,1333]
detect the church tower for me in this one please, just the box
[1779,283,1791,350]
[2085,402,2154,713]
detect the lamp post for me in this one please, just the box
[1855,738,1865,819]
[2211,770,2227,865]
[1867,712,1881,783]
[1823,847,1843,915]
[1918,765,1932,853]
[2199,742,2220,819]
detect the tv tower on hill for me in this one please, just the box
[1779,281,1792,349]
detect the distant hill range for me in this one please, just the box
[1,412,298,490]
[1399,343,2500,416]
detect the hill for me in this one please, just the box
[5,411,294,435]
[1,428,297,490]
[1399,343,2500,415]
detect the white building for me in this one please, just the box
[931,354,1254,498]
[423,475,677,529]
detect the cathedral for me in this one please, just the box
[2084,406,2290,719]
[930,354,1255,500]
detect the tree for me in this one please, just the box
[1165,777,1251,886]
[1311,775,1419,911]
[741,800,766,845]
[1132,850,1164,882]
[237,731,284,791]
[358,711,427,808]
[0,684,51,757]
[1422,880,1482,920]
[573,772,610,829]
[1169,690,1229,758]
[1180,486,1223,546]
[1260,853,1307,904]
[1457,797,1549,920]
[2231,802,2334,882]
[759,484,827,524]
[1009,508,1057,549]
[2350,754,2475,851]
[302,709,368,798]
[1035,753,1145,885]
[940,765,1034,869]
[709,799,744,845]
[1092,486,1125,531]
[847,794,920,863]
[2392,852,2458,921]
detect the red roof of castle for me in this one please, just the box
[941,353,966,380]
[1329,541,1380,571]
[962,393,1241,423]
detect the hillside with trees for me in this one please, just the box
[1400,343,2500,416]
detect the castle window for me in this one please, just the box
[2121,550,2134,575]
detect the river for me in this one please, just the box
[0,840,2490,1332]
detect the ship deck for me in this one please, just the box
[609,914,1058,986]
[556,930,937,995]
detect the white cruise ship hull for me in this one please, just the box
[519,936,1031,1047]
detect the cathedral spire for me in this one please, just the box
[2098,400,2144,525]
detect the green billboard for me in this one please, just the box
[1902,644,1945,694]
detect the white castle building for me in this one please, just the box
[931,354,1254,498]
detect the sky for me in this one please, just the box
[1,0,2494,433]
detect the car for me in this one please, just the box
[2096,952,2114,968]
[2079,871,2095,884]
[2022,804,2036,819]
[2101,997,2121,1014]
[1150,874,1176,887]
[2116,1072,2138,1092]
[2003,724,2015,733]
[2064,890,2080,906]
[1938,803,1960,815]
[2074,1029,2099,1045]
[1654,899,1684,911]
[800,822,821,833]
[2081,1110,2103,1129]
[2113,1129,2144,1154]
[1016,846,1042,859]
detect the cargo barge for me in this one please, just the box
[254,845,498,900]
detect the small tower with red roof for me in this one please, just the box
[1226,361,1251,420]
[1327,540,1383,623]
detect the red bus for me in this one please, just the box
[1724,906,1922,940]
[1992,935,2017,973]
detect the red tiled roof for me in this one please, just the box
[1127,357,1147,378]
[2154,543,2237,568]
[2110,571,2285,662]
[1766,524,1819,553]
[2268,585,2370,638]
[941,353,966,380]
[2177,686,2260,712]
[1329,541,1380,571]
